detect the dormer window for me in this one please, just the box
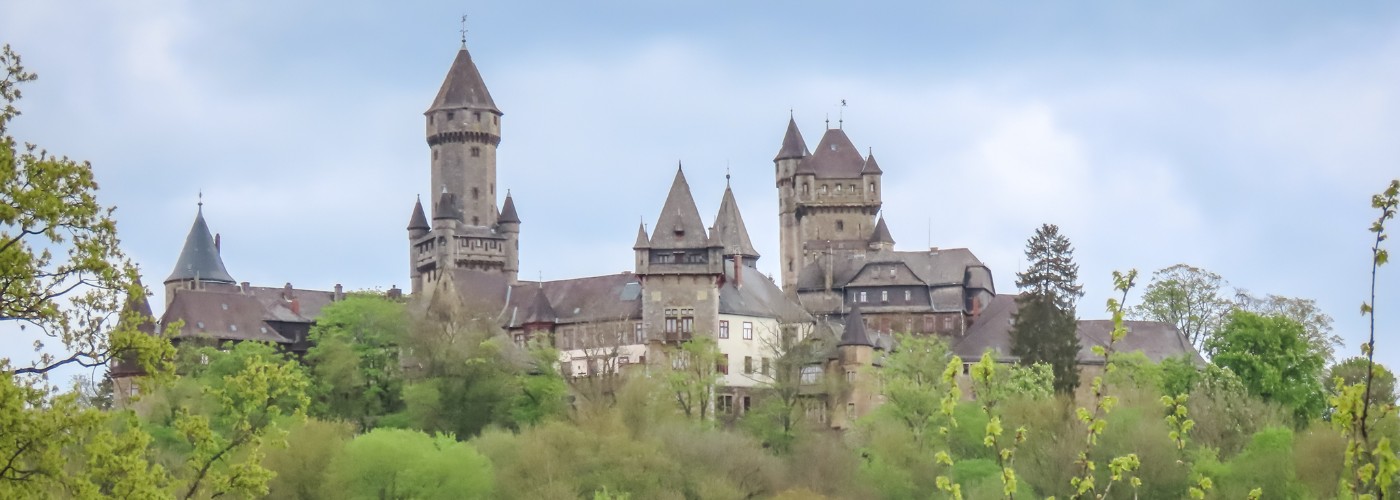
[802,183,810,194]
[447,111,455,120]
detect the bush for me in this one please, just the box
[324,428,493,500]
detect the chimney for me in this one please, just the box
[240,281,250,294]
[334,283,344,301]
[214,233,221,254]
[283,282,293,300]
[289,297,301,316]
[733,255,743,288]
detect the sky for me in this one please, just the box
[2,1,1399,379]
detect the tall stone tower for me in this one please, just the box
[408,42,520,294]
[774,119,883,293]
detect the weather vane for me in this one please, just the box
[460,15,468,47]
[839,99,847,129]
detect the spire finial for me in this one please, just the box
[825,113,829,129]
[789,107,794,119]
[460,15,468,48]
[197,190,203,210]
[725,161,731,186]
[839,99,846,129]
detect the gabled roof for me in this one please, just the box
[796,128,865,178]
[427,47,499,114]
[839,308,874,347]
[503,273,643,327]
[869,217,895,245]
[711,186,760,260]
[862,152,883,174]
[718,263,811,323]
[649,165,710,250]
[498,192,520,224]
[165,206,235,284]
[953,294,1205,365]
[796,248,988,292]
[407,197,430,230]
[774,117,809,161]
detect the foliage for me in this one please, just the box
[665,336,722,421]
[1132,264,1232,353]
[324,428,493,500]
[1011,224,1084,394]
[1069,269,1142,499]
[1330,357,1398,407]
[1205,310,1326,425]
[969,351,1031,498]
[305,293,407,430]
[1234,291,1341,365]
[510,340,568,426]
[862,333,963,498]
[742,325,822,453]
[262,418,354,500]
[394,308,520,437]
[1197,427,1308,499]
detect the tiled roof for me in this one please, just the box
[520,285,556,324]
[774,117,809,161]
[869,217,895,245]
[633,222,650,249]
[427,47,499,114]
[862,152,883,174]
[796,129,865,178]
[498,193,520,224]
[162,288,296,344]
[718,263,812,323]
[711,186,759,260]
[796,248,988,291]
[165,207,235,284]
[839,308,874,347]
[649,166,710,250]
[504,273,642,327]
[407,197,430,230]
[953,294,1204,364]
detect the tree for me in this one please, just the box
[324,428,493,500]
[1204,310,1325,425]
[1328,357,1397,407]
[305,293,408,430]
[665,337,722,421]
[742,323,820,453]
[1233,290,1340,364]
[1010,224,1084,394]
[511,340,568,426]
[0,45,172,378]
[262,418,354,500]
[1131,264,1232,352]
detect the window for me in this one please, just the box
[682,317,694,334]
[802,183,809,194]
[800,366,821,384]
[869,182,876,193]
[472,216,479,225]
[846,402,856,420]
[943,316,954,331]
[962,363,971,375]
[634,322,644,343]
[719,320,729,339]
[742,396,751,413]
[718,354,729,375]
[819,184,828,195]
[835,184,842,194]
[744,356,754,374]
[924,315,935,332]
[881,290,888,302]
[618,356,629,365]
[472,187,479,200]
[846,370,856,382]
[665,317,677,334]
[904,290,911,301]
[513,333,525,347]
[889,268,896,279]
[718,394,734,413]
[761,357,770,376]
[859,291,867,302]
[429,115,434,124]
[471,146,481,157]
[836,220,844,232]
[433,150,438,160]
[849,184,856,192]
[742,322,753,340]
[473,111,482,122]
[447,111,455,120]
[494,115,499,125]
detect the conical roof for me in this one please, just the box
[839,308,874,347]
[649,165,710,250]
[797,128,864,178]
[521,287,556,325]
[434,192,462,221]
[774,116,809,161]
[427,47,499,114]
[869,217,895,245]
[862,151,883,174]
[165,206,235,284]
[633,222,651,249]
[498,192,520,224]
[407,197,430,230]
[712,185,760,260]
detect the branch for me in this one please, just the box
[10,348,110,376]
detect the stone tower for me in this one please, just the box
[774,119,883,293]
[408,43,520,294]
[635,165,724,344]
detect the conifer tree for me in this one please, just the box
[1010,224,1084,394]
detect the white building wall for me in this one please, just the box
[716,313,781,388]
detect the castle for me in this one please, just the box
[119,40,1199,424]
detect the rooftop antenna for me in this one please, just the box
[839,99,847,129]
[460,15,468,48]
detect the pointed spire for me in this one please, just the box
[166,202,235,284]
[649,164,709,249]
[869,216,895,247]
[434,192,463,221]
[839,308,874,347]
[408,196,430,231]
[498,191,520,224]
[774,116,809,162]
[521,286,556,325]
[801,128,865,177]
[427,46,499,114]
[633,220,651,249]
[712,184,760,261]
[862,148,883,174]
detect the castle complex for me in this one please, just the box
[122,40,1199,424]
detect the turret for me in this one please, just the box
[868,216,894,253]
[165,202,236,308]
[712,180,760,287]
[498,192,521,284]
[774,115,808,295]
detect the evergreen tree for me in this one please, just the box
[1010,224,1084,393]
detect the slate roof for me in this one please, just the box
[633,222,650,249]
[862,152,883,174]
[520,285,556,324]
[166,207,235,284]
[503,273,643,327]
[774,117,809,161]
[498,193,520,224]
[795,128,865,178]
[163,288,300,344]
[649,166,711,250]
[434,192,463,221]
[718,263,812,323]
[407,197,430,230]
[427,47,499,114]
[839,308,874,347]
[869,217,895,245]
[712,186,760,260]
[796,248,988,291]
[953,294,1203,365]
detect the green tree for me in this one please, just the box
[1234,290,1341,364]
[324,428,493,500]
[1010,223,1084,394]
[511,340,568,426]
[1329,357,1397,407]
[666,336,722,421]
[743,324,821,452]
[305,293,408,430]
[1131,264,1232,352]
[262,418,354,500]
[393,301,520,436]
[1204,310,1325,425]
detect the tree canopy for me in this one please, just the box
[1204,310,1326,425]
[1011,223,1084,393]
[1132,264,1232,352]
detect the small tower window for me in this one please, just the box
[835,221,844,232]
[472,216,479,225]
[429,115,434,124]
[494,116,499,125]
[471,147,481,157]
[432,150,438,160]
[849,184,856,192]
[802,183,809,194]
[835,184,842,194]
[447,112,455,120]
[473,111,482,122]
[819,185,828,195]
[472,187,479,200]
[869,183,876,193]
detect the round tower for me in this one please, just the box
[426,45,503,228]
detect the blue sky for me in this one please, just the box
[2,1,1399,376]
